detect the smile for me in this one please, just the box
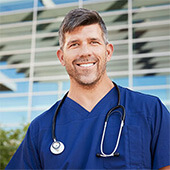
[77,62,96,68]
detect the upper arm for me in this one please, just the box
[151,99,170,169]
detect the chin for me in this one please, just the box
[77,77,101,88]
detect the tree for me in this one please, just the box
[0,124,29,169]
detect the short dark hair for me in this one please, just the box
[58,8,108,48]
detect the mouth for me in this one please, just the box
[77,62,96,68]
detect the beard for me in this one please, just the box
[64,55,107,88]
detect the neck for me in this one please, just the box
[68,76,114,112]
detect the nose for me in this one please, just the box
[79,42,92,57]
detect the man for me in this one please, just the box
[6,8,170,169]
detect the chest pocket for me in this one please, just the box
[102,113,143,169]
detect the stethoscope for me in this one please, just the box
[50,82,126,158]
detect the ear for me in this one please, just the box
[106,43,114,62]
[57,49,65,66]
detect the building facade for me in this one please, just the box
[0,0,170,129]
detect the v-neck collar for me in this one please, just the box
[64,86,118,119]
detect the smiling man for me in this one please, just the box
[58,24,110,86]
[57,22,113,111]
[6,8,170,169]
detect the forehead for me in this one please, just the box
[64,24,103,42]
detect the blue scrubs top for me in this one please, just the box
[6,86,170,169]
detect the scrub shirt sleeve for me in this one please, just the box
[5,124,41,169]
[151,98,170,169]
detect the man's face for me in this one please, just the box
[57,24,113,86]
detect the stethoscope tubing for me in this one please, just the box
[105,105,125,122]
[51,82,126,157]
[52,91,68,142]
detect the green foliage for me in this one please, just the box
[0,124,29,169]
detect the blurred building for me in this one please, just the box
[0,0,170,129]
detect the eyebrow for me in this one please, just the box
[89,38,101,41]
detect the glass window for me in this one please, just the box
[34,65,66,78]
[83,0,128,12]
[35,51,58,63]
[36,22,60,34]
[32,95,58,108]
[0,24,32,38]
[133,40,170,54]
[0,96,28,109]
[0,81,29,94]
[133,56,170,70]
[133,25,170,39]
[0,0,169,129]
[107,59,128,72]
[112,77,129,87]
[36,36,58,48]
[0,54,31,65]
[113,44,128,56]
[109,29,128,41]
[0,11,33,24]
[63,81,70,91]
[0,67,29,79]
[0,39,32,51]
[33,80,58,92]
[132,0,170,9]
[133,8,170,24]
[38,0,78,8]
[0,111,28,125]
[133,75,169,87]
[37,5,79,21]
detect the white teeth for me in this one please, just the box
[79,63,94,67]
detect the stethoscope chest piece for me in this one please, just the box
[50,141,64,154]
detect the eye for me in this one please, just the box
[91,41,100,45]
[69,43,79,48]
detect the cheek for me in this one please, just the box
[63,55,73,67]
[64,50,79,63]
[100,50,108,62]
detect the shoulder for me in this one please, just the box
[118,85,169,117]
[27,100,60,137]
[119,85,159,104]
[33,100,60,125]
